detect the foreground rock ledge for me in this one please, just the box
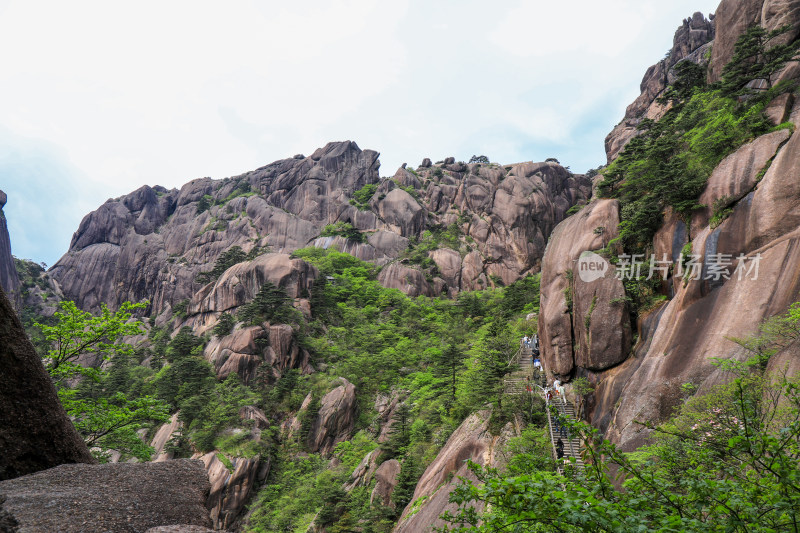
[0,460,212,533]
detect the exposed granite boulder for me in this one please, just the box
[0,192,19,303]
[50,142,590,315]
[0,286,94,480]
[709,0,765,83]
[393,410,515,533]
[307,378,357,455]
[191,253,318,316]
[0,460,211,532]
[691,129,790,235]
[198,452,265,531]
[538,199,630,378]
[343,449,381,492]
[151,412,183,462]
[370,459,401,508]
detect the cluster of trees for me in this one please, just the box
[439,304,800,532]
[600,24,800,255]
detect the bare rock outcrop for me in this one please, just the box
[370,459,401,508]
[151,412,183,462]
[0,460,212,532]
[605,13,714,162]
[307,378,357,455]
[0,286,94,480]
[198,452,267,531]
[393,410,515,533]
[49,142,590,318]
[538,199,631,377]
[0,192,19,303]
[583,44,800,451]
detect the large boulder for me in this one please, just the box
[198,452,266,531]
[0,460,212,532]
[307,378,357,455]
[538,199,631,377]
[0,286,94,480]
[393,410,515,533]
[370,459,401,508]
[0,192,19,302]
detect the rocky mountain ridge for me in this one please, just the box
[49,142,590,320]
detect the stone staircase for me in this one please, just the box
[547,399,584,473]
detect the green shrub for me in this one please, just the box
[319,222,365,243]
[350,183,378,210]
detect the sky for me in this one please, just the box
[0,0,720,266]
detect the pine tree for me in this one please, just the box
[475,318,514,410]
[434,343,464,408]
[380,402,412,460]
[721,24,800,97]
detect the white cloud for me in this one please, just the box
[0,0,721,263]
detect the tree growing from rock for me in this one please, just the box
[721,24,800,97]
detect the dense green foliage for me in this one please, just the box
[243,248,541,531]
[350,183,379,210]
[600,27,799,254]
[320,221,366,243]
[721,24,800,97]
[599,81,776,252]
[439,303,800,532]
[38,301,171,461]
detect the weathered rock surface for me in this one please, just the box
[0,192,19,303]
[371,459,401,508]
[0,286,94,480]
[307,378,357,455]
[145,526,219,533]
[393,410,515,533]
[538,199,631,377]
[49,142,590,321]
[570,5,800,450]
[605,13,714,162]
[0,460,211,532]
[150,413,183,463]
[198,451,267,531]
[343,449,381,492]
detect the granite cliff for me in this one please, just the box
[49,143,590,319]
[540,0,800,451]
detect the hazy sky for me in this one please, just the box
[0,0,720,266]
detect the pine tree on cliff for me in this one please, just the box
[434,342,464,410]
[721,24,800,96]
[475,318,514,410]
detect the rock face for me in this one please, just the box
[370,459,401,508]
[542,4,800,451]
[393,410,515,533]
[538,199,631,377]
[49,142,590,319]
[0,192,19,303]
[0,460,212,532]
[198,451,266,531]
[605,13,714,162]
[707,0,800,84]
[0,286,94,480]
[307,378,357,455]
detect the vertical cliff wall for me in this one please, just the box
[540,2,800,451]
[0,191,19,303]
